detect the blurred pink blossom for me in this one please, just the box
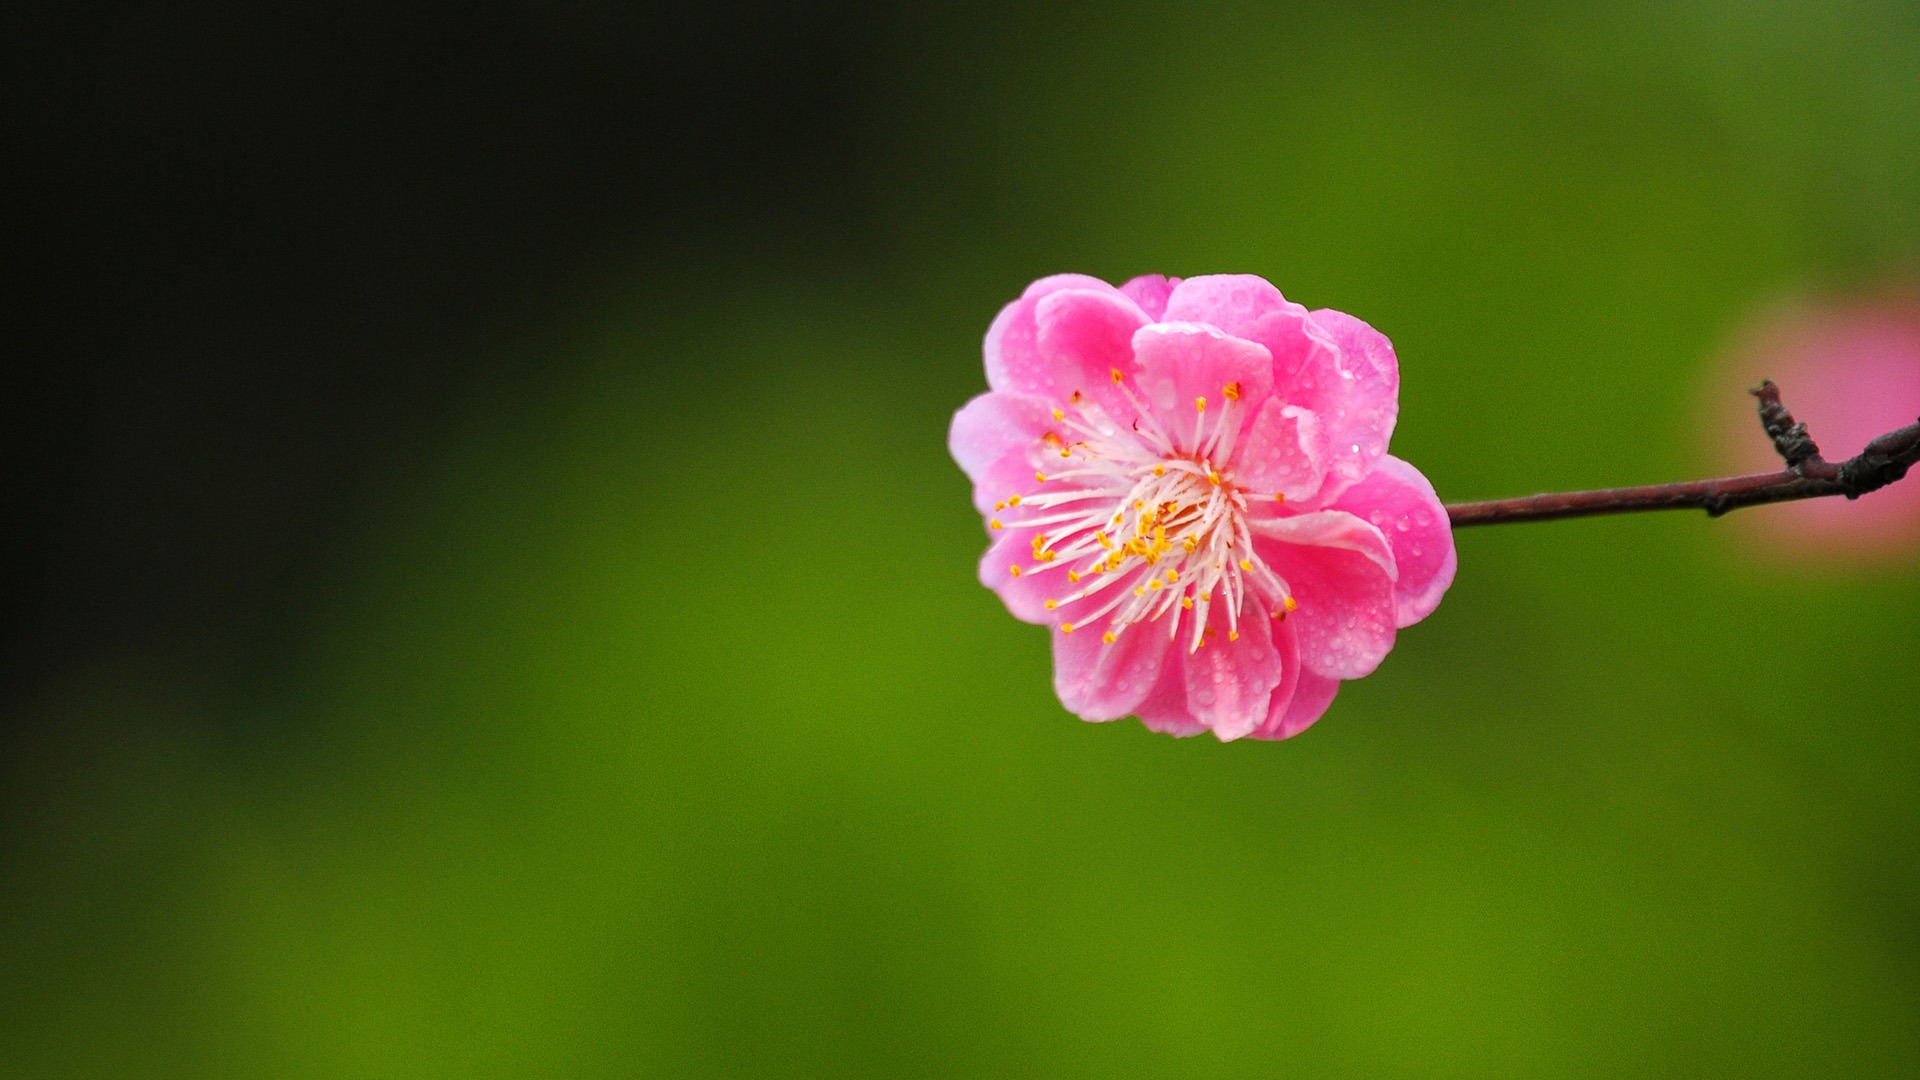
[950,274,1454,741]
[1709,289,1920,562]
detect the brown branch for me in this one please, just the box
[1444,380,1920,528]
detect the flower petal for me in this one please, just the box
[1252,510,1398,679]
[1330,454,1456,627]
[1182,602,1284,742]
[1162,274,1303,342]
[1052,613,1173,722]
[1232,398,1329,503]
[984,274,1124,396]
[1253,670,1339,741]
[1035,288,1153,423]
[1119,274,1181,320]
[1246,307,1400,506]
[1131,323,1275,448]
[1134,645,1206,736]
[949,391,1054,484]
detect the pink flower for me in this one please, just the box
[1708,289,1920,563]
[950,274,1456,741]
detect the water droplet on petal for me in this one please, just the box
[1413,510,1432,527]
[1395,517,1412,532]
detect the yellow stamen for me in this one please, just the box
[1067,570,1082,583]
[1285,596,1298,612]
[1044,599,1058,610]
[1102,631,1117,644]
[1134,587,1146,597]
[1035,472,1048,483]
[1195,396,1207,413]
[990,519,1003,530]
[1165,569,1178,583]
[1200,591,1211,602]
[1182,537,1198,553]
[1097,533,1113,550]
[1110,367,1124,384]
[1239,559,1253,571]
[1181,597,1194,610]
[1009,565,1021,577]
[1274,492,1285,503]
[1223,381,1241,400]
[1153,465,1165,476]
[994,501,1006,511]
[1069,390,1083,404]
[1148,580,1163,591]
[1153,525,1168,552]
[1008,495,1022,506]
[1208,471,1222,486]
[1051,408,1064,421]
[1229,631,1239,642]
[1060,623,1075,635]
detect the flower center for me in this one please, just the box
[989,377,1298,651]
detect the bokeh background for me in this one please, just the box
[7,2,1920,1076]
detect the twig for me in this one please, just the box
[1444,380,1920,528]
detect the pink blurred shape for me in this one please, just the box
[1711,289,1920,561]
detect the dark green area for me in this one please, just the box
[6,2,1920,1076]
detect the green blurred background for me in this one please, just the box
[6,2,1920,1076]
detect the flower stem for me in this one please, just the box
[1443,381,1920,528]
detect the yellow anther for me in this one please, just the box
[1060,447,1073,458]
[1035,472,1048,483]
[1274,492,1286,503]
[1044,599,1058,610]
[1051,408,1064,421]
[1153,525,1168,552]
[994,501,1006,511]
[1181,597,1194,610]
[1060,623,1075,635]
[1133,500,1145,510]
[990,519,1004,530]
[1042,431,1063,447]
[1195,397,1206,413]
[1223,381,1242,401]
[1067,570,1082,583]
[1182,536,1198,553]
[1096,532,1113,550]
[1009,495,1023,507]
[1110,367,1125,384]
[1153,464,1165,476]
[1148,580,1163,591]
[1134,587,1146,597]
[1208,471,1222,486]
[1142,550,1160,566]
[1239,559,1253,571]
[1229,631,1240,642]
[1165,568,1178,583]
[1102,631,1117,644]
[1069,390,1083,404]
[1009,564,1021,577]
[1039,552,1056,562]
[1285,596,1298,612]
[1199,591,1211,602]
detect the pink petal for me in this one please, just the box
[1162,274,1304,342]
[1252,511,1398,679]
[1134,646,1207,736]
[949,391,1054,484]
[1330,455,1456,627]
[1182,603,1285,742]
[1119,274,1181,320]
[1130,324,1276,437]
[967,447,1046,516]
[1245,307,1400,506]
[1232,398,1329,503]
[983,274,1123,396]
[1052,613,1173,723]
[1253,670,1340,741]
[1034,288,1154,423]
